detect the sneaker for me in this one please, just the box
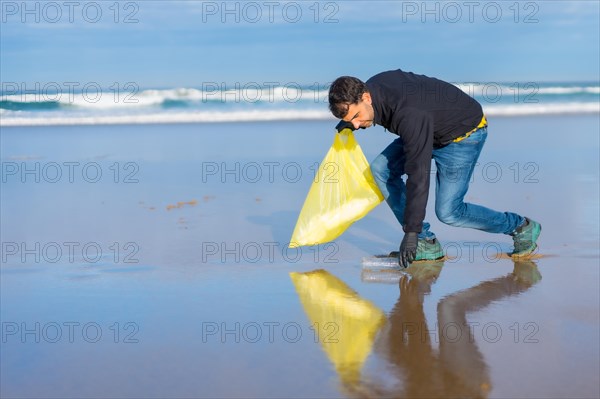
[388,238,444,261]
[511,217,542,257]
[415,238,444,261]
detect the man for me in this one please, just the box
[328,69,541,268]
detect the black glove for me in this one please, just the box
[398,232,418,268]
[335,120,355,133]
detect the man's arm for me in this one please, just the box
[394,108,434,233]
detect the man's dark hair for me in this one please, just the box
[328,76,369,119]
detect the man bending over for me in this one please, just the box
[328,69,541,268]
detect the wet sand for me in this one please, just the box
[1,115,599,398]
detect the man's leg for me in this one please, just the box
[433,127,527,234]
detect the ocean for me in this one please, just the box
[1,81,598,126]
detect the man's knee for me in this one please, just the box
[370,154,388,181]
[436,203,464,226]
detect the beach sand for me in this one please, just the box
[1,115,598,398]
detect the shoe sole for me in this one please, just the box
[387,252,445,262]
[415,254,445,262]
[511,243,538,258]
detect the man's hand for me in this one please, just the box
[398,232,418,268]
[335,120,356,133]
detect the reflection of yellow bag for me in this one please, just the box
[289,129,383,248]
[289,269,386,384]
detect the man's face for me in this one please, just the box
[342,92,374,130]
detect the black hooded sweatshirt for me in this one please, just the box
[366,69,484,233]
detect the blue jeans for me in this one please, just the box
[370,127,524,240]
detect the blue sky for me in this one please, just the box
[1,1,599,89]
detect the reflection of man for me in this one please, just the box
[291,261,542,398]
[328,70,541,267]
[365,260,542,398]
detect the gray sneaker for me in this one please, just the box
[511,218,542,257]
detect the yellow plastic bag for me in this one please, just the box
[289,129,384,248]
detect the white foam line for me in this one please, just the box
[484,102,600,116]
[0,110,333,126]
[1,103,598,127]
